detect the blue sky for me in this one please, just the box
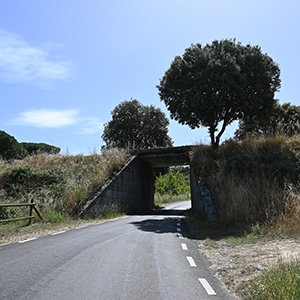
[0,0,299,154]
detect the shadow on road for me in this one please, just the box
[143,208,186,216]
[130,217,180,234]
[130,207,196,239]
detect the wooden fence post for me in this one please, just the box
[29,199,34,225]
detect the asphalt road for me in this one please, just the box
[0,201,235,300]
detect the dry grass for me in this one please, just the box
[191,134,300,232]
[0,148,131,220]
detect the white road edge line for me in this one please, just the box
[186,256,197,267]
[198,278,217,295]
[18,237,38,243]
[181,243,188,250]
[75,225,88,229]
[51,230,66,236]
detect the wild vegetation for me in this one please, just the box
[0,149,130,223]
[154,166,190,205]
[189,132,300,298]
[240,258,300,299]
[191,134,300,231]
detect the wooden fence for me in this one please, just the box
[0,200,42,224]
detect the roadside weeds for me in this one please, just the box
[0,215,126,246]
[198,237,300,299]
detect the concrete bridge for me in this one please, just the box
[80,145,212,219]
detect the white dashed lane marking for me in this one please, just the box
[177,227,181,232]
[198,278,217,295]
[186,256,197,267]
[178,233,183,238]
[181,243,188,250]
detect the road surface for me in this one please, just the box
[0,201,235,299]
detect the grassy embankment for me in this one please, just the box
[187,133,300,299]
[0,149,131,244]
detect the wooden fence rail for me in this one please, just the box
[0,200,43,224]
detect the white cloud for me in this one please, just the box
[13,109,79,128]
[0,29,73,86]
[76,118,104,135]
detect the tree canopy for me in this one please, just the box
[0,131,26,160]
[157,39,281,148]
[235,102,300,139]
[101,99,173,149]
[0,130,60,160]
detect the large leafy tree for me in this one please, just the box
[102,99,173,149]
[235,102,300,139]
[157,39,281,148]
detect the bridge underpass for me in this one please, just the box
[80,146,202,218]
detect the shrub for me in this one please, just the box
[155,170,190,196]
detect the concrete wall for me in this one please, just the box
[80,156,154,218]
[190,164,202,211]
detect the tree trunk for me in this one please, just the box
[209,126,219,149]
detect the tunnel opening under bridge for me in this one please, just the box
[132,146,199,211]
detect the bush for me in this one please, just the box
[155,170,190,196]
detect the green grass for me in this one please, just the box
[240,259,300,300]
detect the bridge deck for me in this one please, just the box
[132,146,195,168]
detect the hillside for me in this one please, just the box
[0,149,130,222]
